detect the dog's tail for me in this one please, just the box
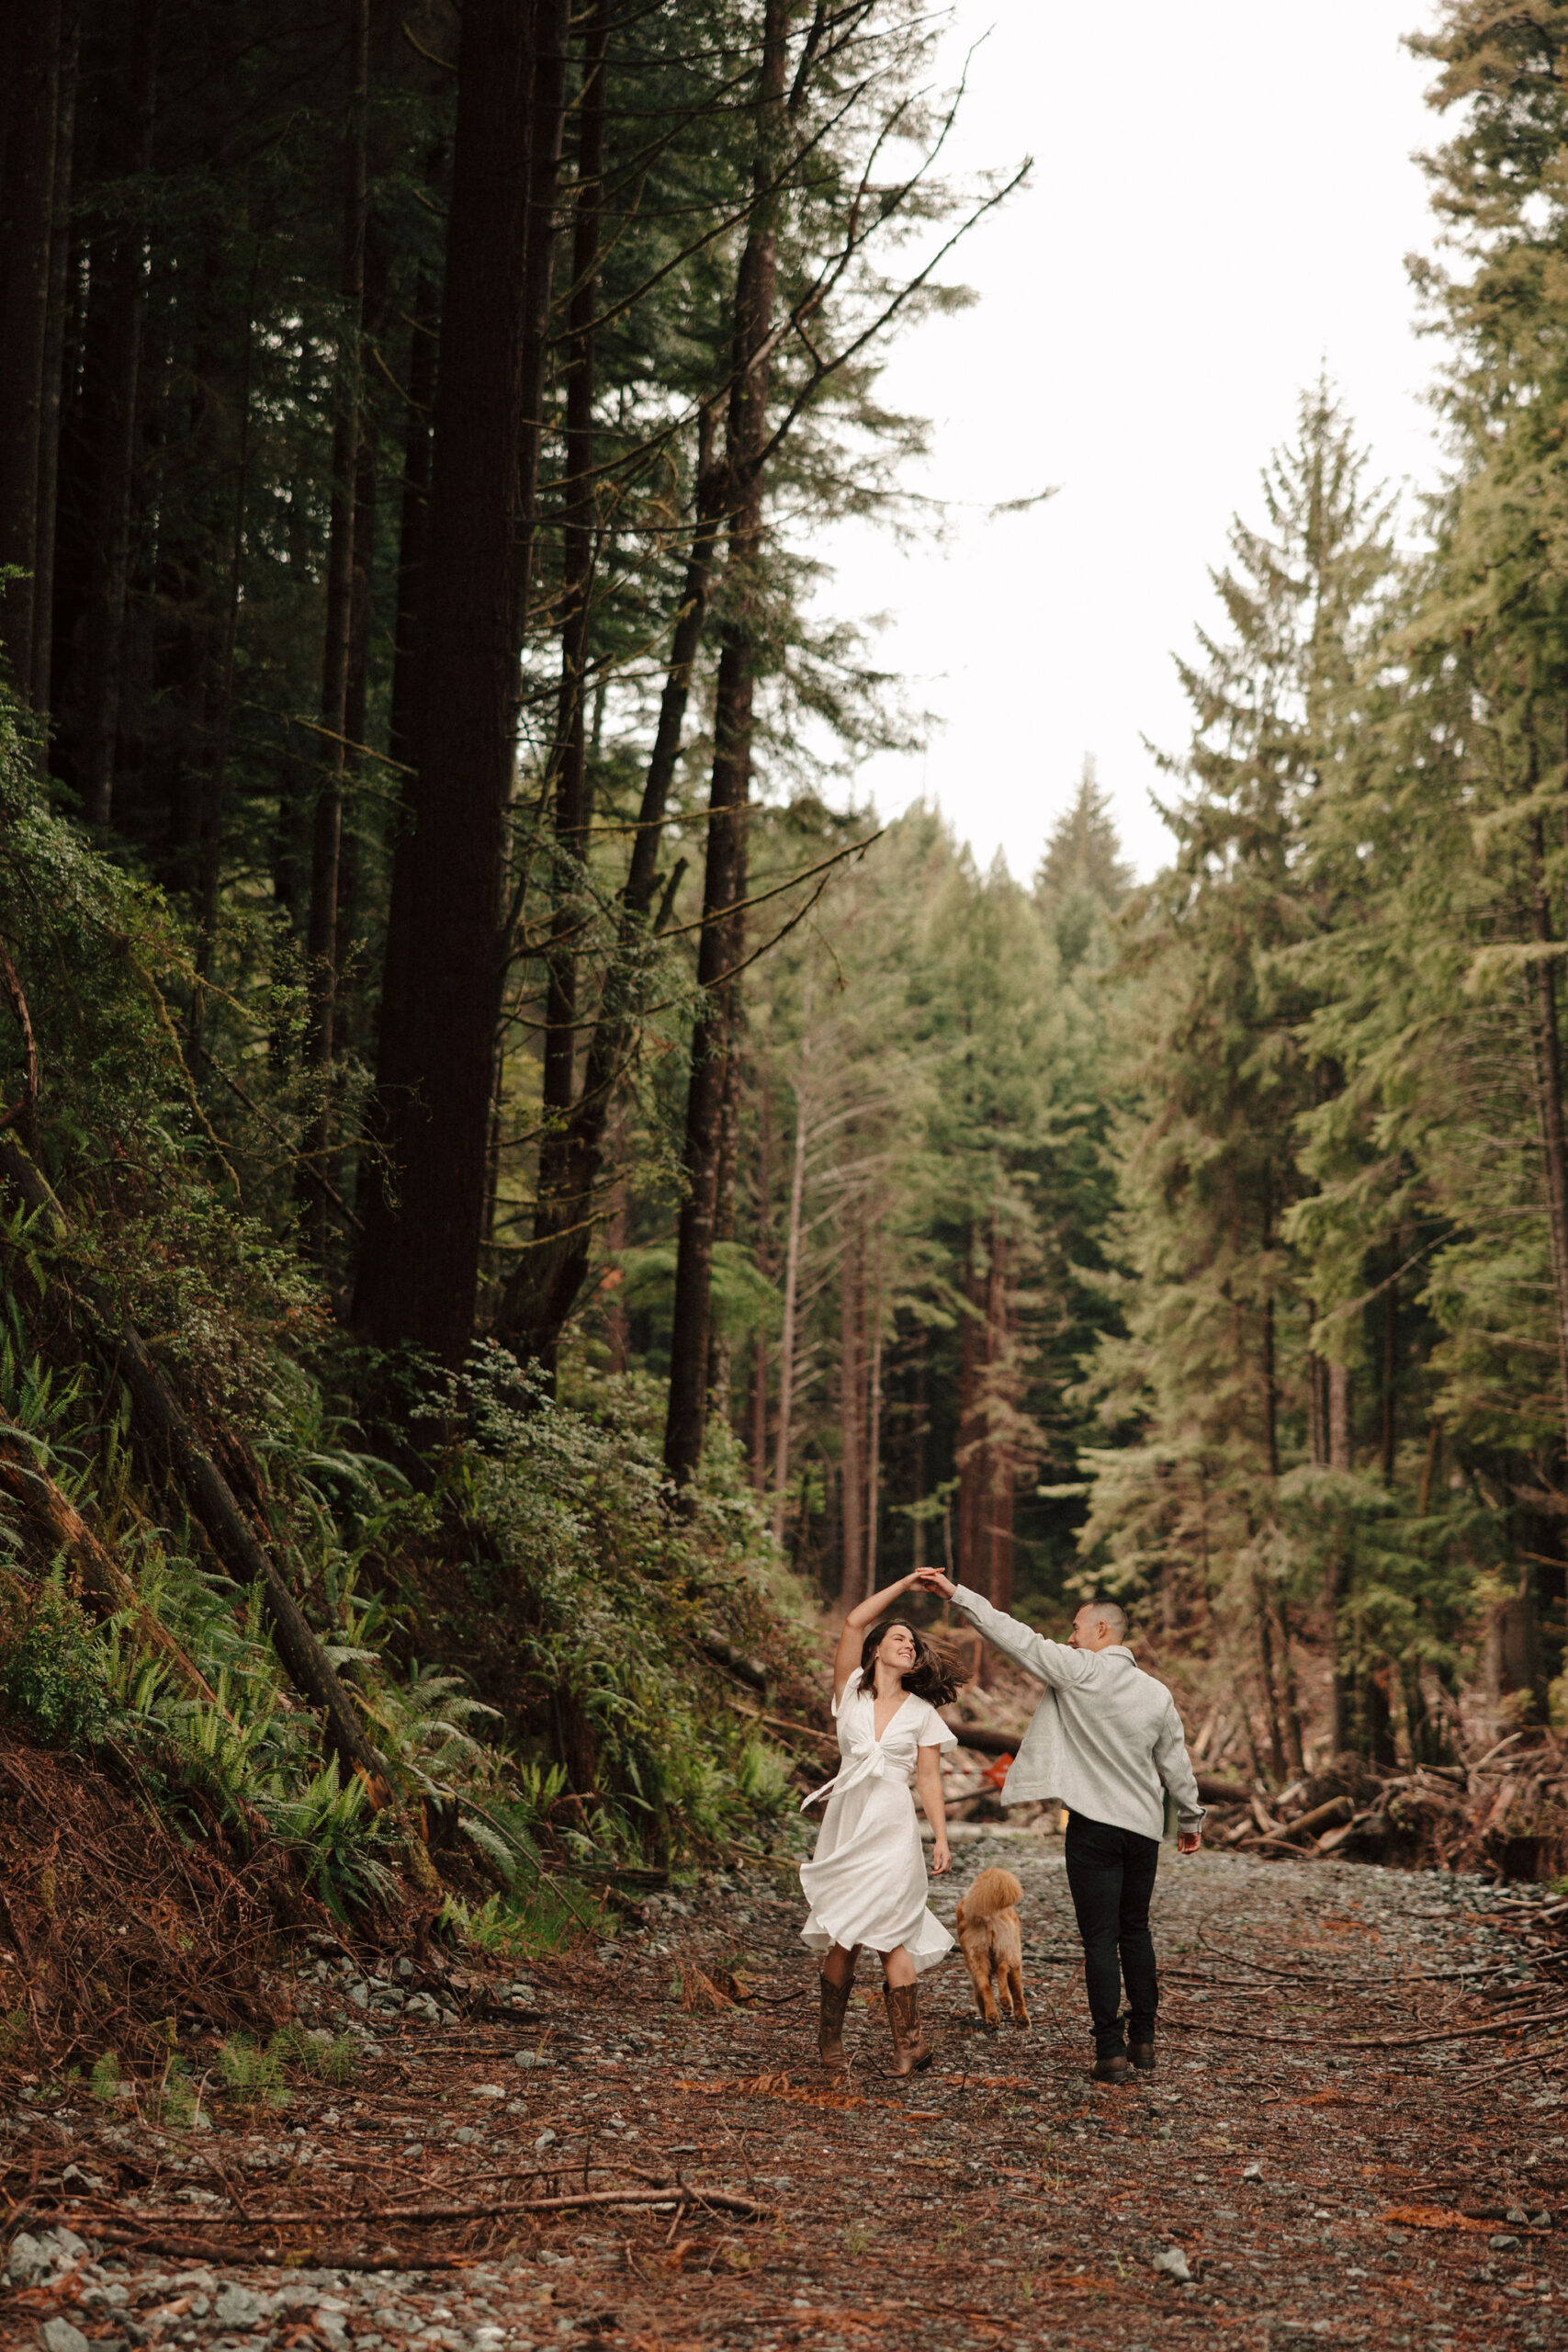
[959,1867,1023,1925]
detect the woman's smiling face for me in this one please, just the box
[874,1621,918,1675]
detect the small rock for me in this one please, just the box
[1152,2245,1192,2283]
[1242,2162,1263,2180]
[1490,2233,1520,2251]
[42,2321,91,2352]
[47,2226,90,2261]
[6,2231,46,2284]
[396,1957,414,1980]
[213,2284,268,2328]
[536,2128,558,2149]
[513,2049,556,2070]
[454,2126,480,2145]
[347,1981,370,2008]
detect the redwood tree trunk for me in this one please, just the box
[662,0,789,1490]
[865,1224,883,1590]
[838,1196,865,1608]
[1527,809,1568,1456]
[770,1007,809,1546]
[534,5,610,1329]
[354,0,569,1363]
[0,0,63,695]
[302,0,370,1261]
[983,1220,1013,1613]
[29,0,78,719]
[82,0,159,825]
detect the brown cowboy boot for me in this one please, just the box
[883,1982,933,2076]
[818,1971,853,2072]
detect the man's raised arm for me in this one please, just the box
[912,1569,1101,1689]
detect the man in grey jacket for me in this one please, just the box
[914,1570,1204,2085]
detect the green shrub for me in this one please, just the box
[272,2023,357,2084]
[217,2034,292,2108]
[0,1577,110,1746]
[153,2051,198,2128]
[90,2051,120,2104]
[440,1880,613,1959]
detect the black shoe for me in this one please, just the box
[1129,2040,1155,2075]
[1091,2052,1134,2085]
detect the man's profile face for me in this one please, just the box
[1069,1605,1110,1651]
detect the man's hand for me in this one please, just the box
[913,1566,954,1599]
[1177,1829,1201,1856]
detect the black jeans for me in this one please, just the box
[1063,1812,1160,2057]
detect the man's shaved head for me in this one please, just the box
[1073,1598,1127,1645]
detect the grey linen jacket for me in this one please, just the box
[948,1585,1205,1842]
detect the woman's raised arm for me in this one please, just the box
[831,1569,926,1702]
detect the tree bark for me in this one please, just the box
[956,1235,982,1587]
[188,278,258,1037]
[662,0,789,1492]
[354,0,569,1363]
[838,1195,864,1608]
[770,1003,810,1546]
[1380,1244,1398,1487]
[749,1057,774,1492]
[386,266,437,784]
[302,0,370,1262]
[1253,1578,1286,1782]
[82,0,159,826]
[865,1222,883,1591]
[708,986,745,1416]
[29,0,78,721]
[1327,1360,1350,1471]
[534,4,610,1353]
[0,0,63,695]
[983,1218,1013,1613]
[1526,808,1568,1458]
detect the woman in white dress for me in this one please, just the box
[799,1571,962,2075]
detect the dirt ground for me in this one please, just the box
[6,1830,1568,2352]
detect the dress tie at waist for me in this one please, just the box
[801,1734,896,1811]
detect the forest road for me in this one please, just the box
[7,1838,1568,2352]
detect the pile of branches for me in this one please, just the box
[1203,1729,1568,1882]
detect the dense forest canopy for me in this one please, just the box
[3,0,1568,1872]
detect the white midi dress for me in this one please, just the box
[797,1668,957,1972]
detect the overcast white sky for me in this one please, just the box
[822,0,1450,882]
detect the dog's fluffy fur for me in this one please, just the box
[954,1866,1030,2029]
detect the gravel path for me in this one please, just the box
[7,1832,1568,2351]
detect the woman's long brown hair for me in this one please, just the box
[857,1617,966,1708]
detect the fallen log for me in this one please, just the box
[941,1718,1018,1757]
[1273,1794,1355,1845]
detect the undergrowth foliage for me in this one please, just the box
[0,679,808,2039]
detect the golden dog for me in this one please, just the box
[954,1866,1030,2029]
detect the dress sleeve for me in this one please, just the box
[915,1699,957,1750]
[831,1666,863,1720]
